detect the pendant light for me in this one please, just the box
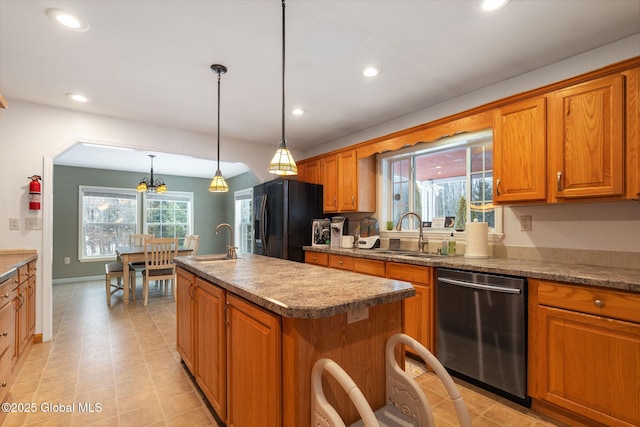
[209,64,230,192]
[267,0,298,176]
[136,154,167,193]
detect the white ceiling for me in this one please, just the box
[1,0,639,178]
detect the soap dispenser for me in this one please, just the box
[441,235,448,256]
[448,232,456,256]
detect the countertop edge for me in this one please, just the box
[0,251,38,284]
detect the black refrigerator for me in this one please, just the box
[253,179,323,262]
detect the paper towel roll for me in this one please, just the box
[465,221,489,258]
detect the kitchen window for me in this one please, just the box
[234,188,253,254]
[79,186,194,261]
[380,129,501,233]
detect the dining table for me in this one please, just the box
[115,245,194,304]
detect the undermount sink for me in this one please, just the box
[189,254,240,262]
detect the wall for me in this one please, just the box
[52,166,253,280]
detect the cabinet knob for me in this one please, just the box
[2,293,9,299]
[0,382,5,388]
[312,256,317,261]
[594,299,604,308]
[339,260,343,265]
[1,331,6,337]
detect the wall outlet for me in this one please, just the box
[64,257,71,264]
[25,217,43,230]
[347,307,369,324]
[9,217,20,230]
[520,215,532,232]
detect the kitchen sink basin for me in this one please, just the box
[189,255,240,262]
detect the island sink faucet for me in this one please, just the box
[395,212,428,253]
[215,223,237,259]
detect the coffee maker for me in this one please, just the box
[330,217,348,249]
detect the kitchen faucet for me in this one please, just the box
[215,223,237,259]
[395,212,428,253]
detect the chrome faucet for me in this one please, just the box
[215,223,237,259]
[395,212,428,253]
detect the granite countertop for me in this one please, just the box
[304,246,640,293]
[0,249,38,284]
[173,253,415,319]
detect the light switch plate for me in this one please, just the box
[9,217,20,230]
[520,215,532,232]
[25,217,43,230]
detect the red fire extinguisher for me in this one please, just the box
[28,175,42,210]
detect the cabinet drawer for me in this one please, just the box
[28,261,36,277]
[17,264,28,286]
[386,262,431,284]
[0,301,13,357]
[353,258,385,277]
[537,280,640,323]
[305,251,328,267]
[0,280,13,308]
[328,254,354,271]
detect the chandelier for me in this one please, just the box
[267,0,298,175]
[136,154,167,193]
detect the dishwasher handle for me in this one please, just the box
[438,277,522,295]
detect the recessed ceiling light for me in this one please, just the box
[362,66,381,78]
[481,0,510,12]
[46,8,90,31]
[66,93,89,103]
[291,108,305,116]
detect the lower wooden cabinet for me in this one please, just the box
[176,268,282,426]
[529,279,640,427]
[386,262,433,352]
[304,251,328,266]
[0,278,16,405]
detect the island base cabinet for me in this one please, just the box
[176,269,196,374]
[226,294,281,427]
[529,279,640,427]
[281,301,403,427]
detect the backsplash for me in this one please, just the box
[493,245,640,269]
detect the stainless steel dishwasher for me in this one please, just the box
[436,268,529,406]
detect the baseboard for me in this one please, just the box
[33,333,43,343]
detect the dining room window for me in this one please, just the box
[78,186,139,261]
[143,191,194,245]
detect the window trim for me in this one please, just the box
[78,185,139,262]
[142,190,194,244]
[377,129,503,241]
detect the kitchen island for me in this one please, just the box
[173,253,414,427]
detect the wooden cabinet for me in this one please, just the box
[195,277,226,419]
[353,257,385,277]
[298,159,321,185]
[317,150,376,213]
[15,261,35,358]
[304,251,328,266]
[625,67,640,200]
[177,267,281,426]
[0,277,16,405]
[328,253,354,271]
[529,279,640,427]
[548,74,625,200]
[226,294,281,427]
[176,268,196,373]
[493,97,547,202]
[387,262,433,352]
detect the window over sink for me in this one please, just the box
[379,129,501,234]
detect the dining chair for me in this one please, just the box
[141,237,178,305]
[184,234,200,255]
[128,233,154,296]
[105,262,135,306]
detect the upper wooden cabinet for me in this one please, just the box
[493,97,547,202]
[297,158,321,185]
[625,68,640,200]
[321,150,376,213]
[548,74,625,200]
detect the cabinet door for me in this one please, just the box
[227,294,281,427]
[387,262,433,351]
[625,68,640,199]
[338,150,358,211]
[176,268,196,373]
[321,155,338,212]
[549,74,624,199]
[300,159,321,185]
[493,97,547,202]
[533,305,640,426]
[16,282,28,357]
[195,279,226,420]
[27,274,35,338]
[304,251,328,266]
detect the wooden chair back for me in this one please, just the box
[144,237,178,273]
[130,233,153,246]
[184,235,200,255]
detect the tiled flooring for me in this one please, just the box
[3,279,564,426]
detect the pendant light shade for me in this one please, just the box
[268,0,298,176]
[136,154,167,193]
[209,64,229,193]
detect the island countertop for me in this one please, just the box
[173,253,415,319]
[0,249,38,284]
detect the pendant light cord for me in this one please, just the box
[217,71,221,170]
[281,0,286,146]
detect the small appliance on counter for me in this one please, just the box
[330,217,348,249]
[311,219,331,246]
[357,216,380,249]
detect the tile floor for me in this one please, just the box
[3,279,564,426]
